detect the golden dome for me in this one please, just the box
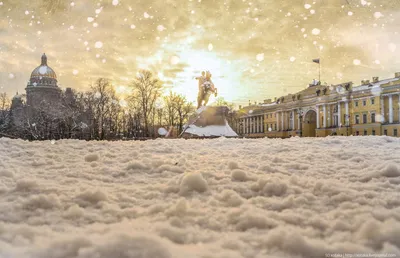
[28,53,58,87]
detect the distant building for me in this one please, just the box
[10,53,82,139]
[236,74,400,138]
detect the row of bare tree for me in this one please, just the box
[0,70,202,140]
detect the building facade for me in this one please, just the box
[237,74,400,138]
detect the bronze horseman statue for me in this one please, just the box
[195,71,218,109]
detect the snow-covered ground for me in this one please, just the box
[0,136,400,258]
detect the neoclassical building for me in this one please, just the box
[237,73,400,138]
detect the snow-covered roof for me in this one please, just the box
[352,77,399,92]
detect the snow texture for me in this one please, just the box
[0,136,400,258]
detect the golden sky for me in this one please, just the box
[1,0,400,106]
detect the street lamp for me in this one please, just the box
[297,108,303,137]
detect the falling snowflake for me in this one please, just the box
[310,10,315,14]
[50,140,56,145]
[72,69,79,75]
[37,31,42,35]
[25,10,29,15]
[353,59,361,65]
[208,43,213,51]
[70,2,75,7]
[157,25,165,32]
[374,12,383,19]
[93,23,98,28]
[374,60,381,64]
[0,2,3,6]
[102,59,106,63]
[348,11,353,16]
[360,0,367,6]
[249,110,253,114]
[130,24,136,29]
[94,41,103,48]
[8,73,15,79]
[304,4,311,9]
[311,28,320,35]
[144,12,150,18]
[39,67,47,74]
[87,17,94,22]
[256,53,264,61]
[388,43,396,52]
[112,0,119,6]
[290,56,296,62]
[170,56,180,65]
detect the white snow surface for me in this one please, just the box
[184,120,238,137]
[0,136,400,258]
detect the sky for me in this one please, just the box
[1,0,400,106]
[0,136,400,257]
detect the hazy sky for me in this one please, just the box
[1,0,400,105]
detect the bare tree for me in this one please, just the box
[0,93,11,133]
[129,70,163,137]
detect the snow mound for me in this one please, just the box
[179,172,208,195]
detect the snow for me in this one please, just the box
[0,137,400,258]
[184,121,238,137]
[94,41,103,49]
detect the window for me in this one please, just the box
[356,131,359,135]
[364,130,367,136]
[371,98,375,105]
[355,115,360,124]
[274,124,277,130]
[372,130,376,136]
[363,100,366,106]
[363,114,367,124]
[384,129,388,136]
[355,101,358,107]
[395,129,398,137]
[371,113,375,123]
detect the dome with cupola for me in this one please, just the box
[28,53,58,87]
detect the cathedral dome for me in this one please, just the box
[29,53,58,87]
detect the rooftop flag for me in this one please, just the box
[312,58,320,64]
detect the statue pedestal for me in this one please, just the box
[181,106,238,138]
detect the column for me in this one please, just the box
[323,105,327,128]
[297,110,301,129]
[389,95,393,123]
[291,110,295,130]
[256,116,260,133]
[381,96,385,123]
[277,112,280,131]
[281,111,284,130]
[398,94,400,122]
[345,101,349,126]
[316,105,320,128]
[338,102,341,127]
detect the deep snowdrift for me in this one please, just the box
[0,136,400,258]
